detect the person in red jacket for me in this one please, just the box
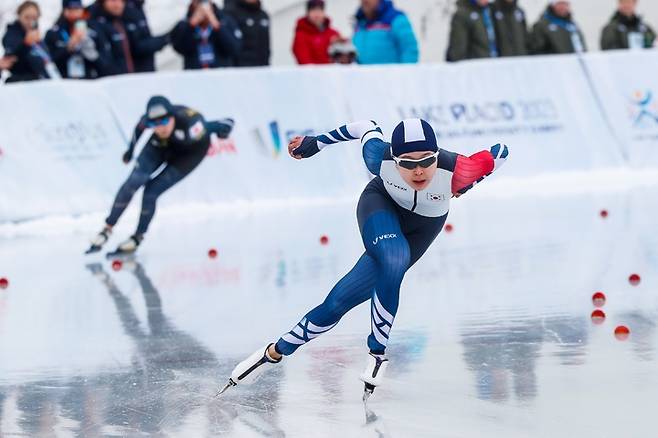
[293,0,341,64]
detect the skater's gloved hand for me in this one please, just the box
[489,144,509,171]
[288,136,320,160]
[122,150,133,164]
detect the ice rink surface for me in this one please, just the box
[1,177,657,437]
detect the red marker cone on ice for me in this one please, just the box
[600,210,608,219]
[320,235,329,245]
[208,248,218,259]
[614,325,630,341]
[111,260,123,271]
[444,224,454,233]
[629,274,641,286]
[0,277,8,289]
[591,309,606,324]
[592,292,606,307]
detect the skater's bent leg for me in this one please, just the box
[275,253,379,356]
[136,165,187,235]
[105,167,151,227]
[361,210,410,354]
[105,146,165,227]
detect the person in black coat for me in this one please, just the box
[2,1,60,82]
[171,0,242,70]
[89,0,168,75]
[124,0,170,72]
[225,0,270,66]
[45,0,111,79]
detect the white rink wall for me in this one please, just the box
[0,50,657,223]
[1,0,657,67]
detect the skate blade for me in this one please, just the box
[214,379,236,398]
[363,383,375,404]
[106,250,137,260]
[85,245,102,255]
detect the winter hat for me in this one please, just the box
[307,0,325,11]
[62,0,84,8]
[391,119,438,156]
[146,96,174,121]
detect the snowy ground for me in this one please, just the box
[0,176,657,437]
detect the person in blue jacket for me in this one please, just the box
[353,0,419,64]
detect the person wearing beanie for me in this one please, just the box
[86,96,235,256]
[45,0,111,79]
[601,0,656,50]
[221,119,509,400]
[529,0,587,54]
[293,0,342,64]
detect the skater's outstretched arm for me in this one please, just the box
[448,143,509,197]
[206,118,235,139]
[288,120,388,175]
[123,117,152,164]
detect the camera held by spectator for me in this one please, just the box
[329,38,357,64]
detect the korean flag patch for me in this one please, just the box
[189,120,206,140]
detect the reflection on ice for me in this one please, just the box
[0,185,657,436]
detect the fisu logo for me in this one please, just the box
[373,234,397,245]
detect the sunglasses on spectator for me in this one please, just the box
[145,117,171,128]
[392,152,439,170]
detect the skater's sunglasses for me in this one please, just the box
[392,152,439,170]
[145,116,171,128]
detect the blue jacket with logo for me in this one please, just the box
[353,0,419,64]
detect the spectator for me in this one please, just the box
[492,0,529,57]
[45,0,110,79]
[90,0,136,75]
[601,0,655,50]
[0,56,17,72]
[293,0,341,65]
[329,38,357,64]
[225,0,270,66]
[2,1,61,82]
[90,0,169,74]
[446,0,500,62]
[171,0,242,70]
[529,1,586,55]
[353,0,418,64]
[125,0,170,72]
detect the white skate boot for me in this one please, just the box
[360,352,389,402]
[85,227,112,254]
[107,234,143,257]
[216,344,282,396]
